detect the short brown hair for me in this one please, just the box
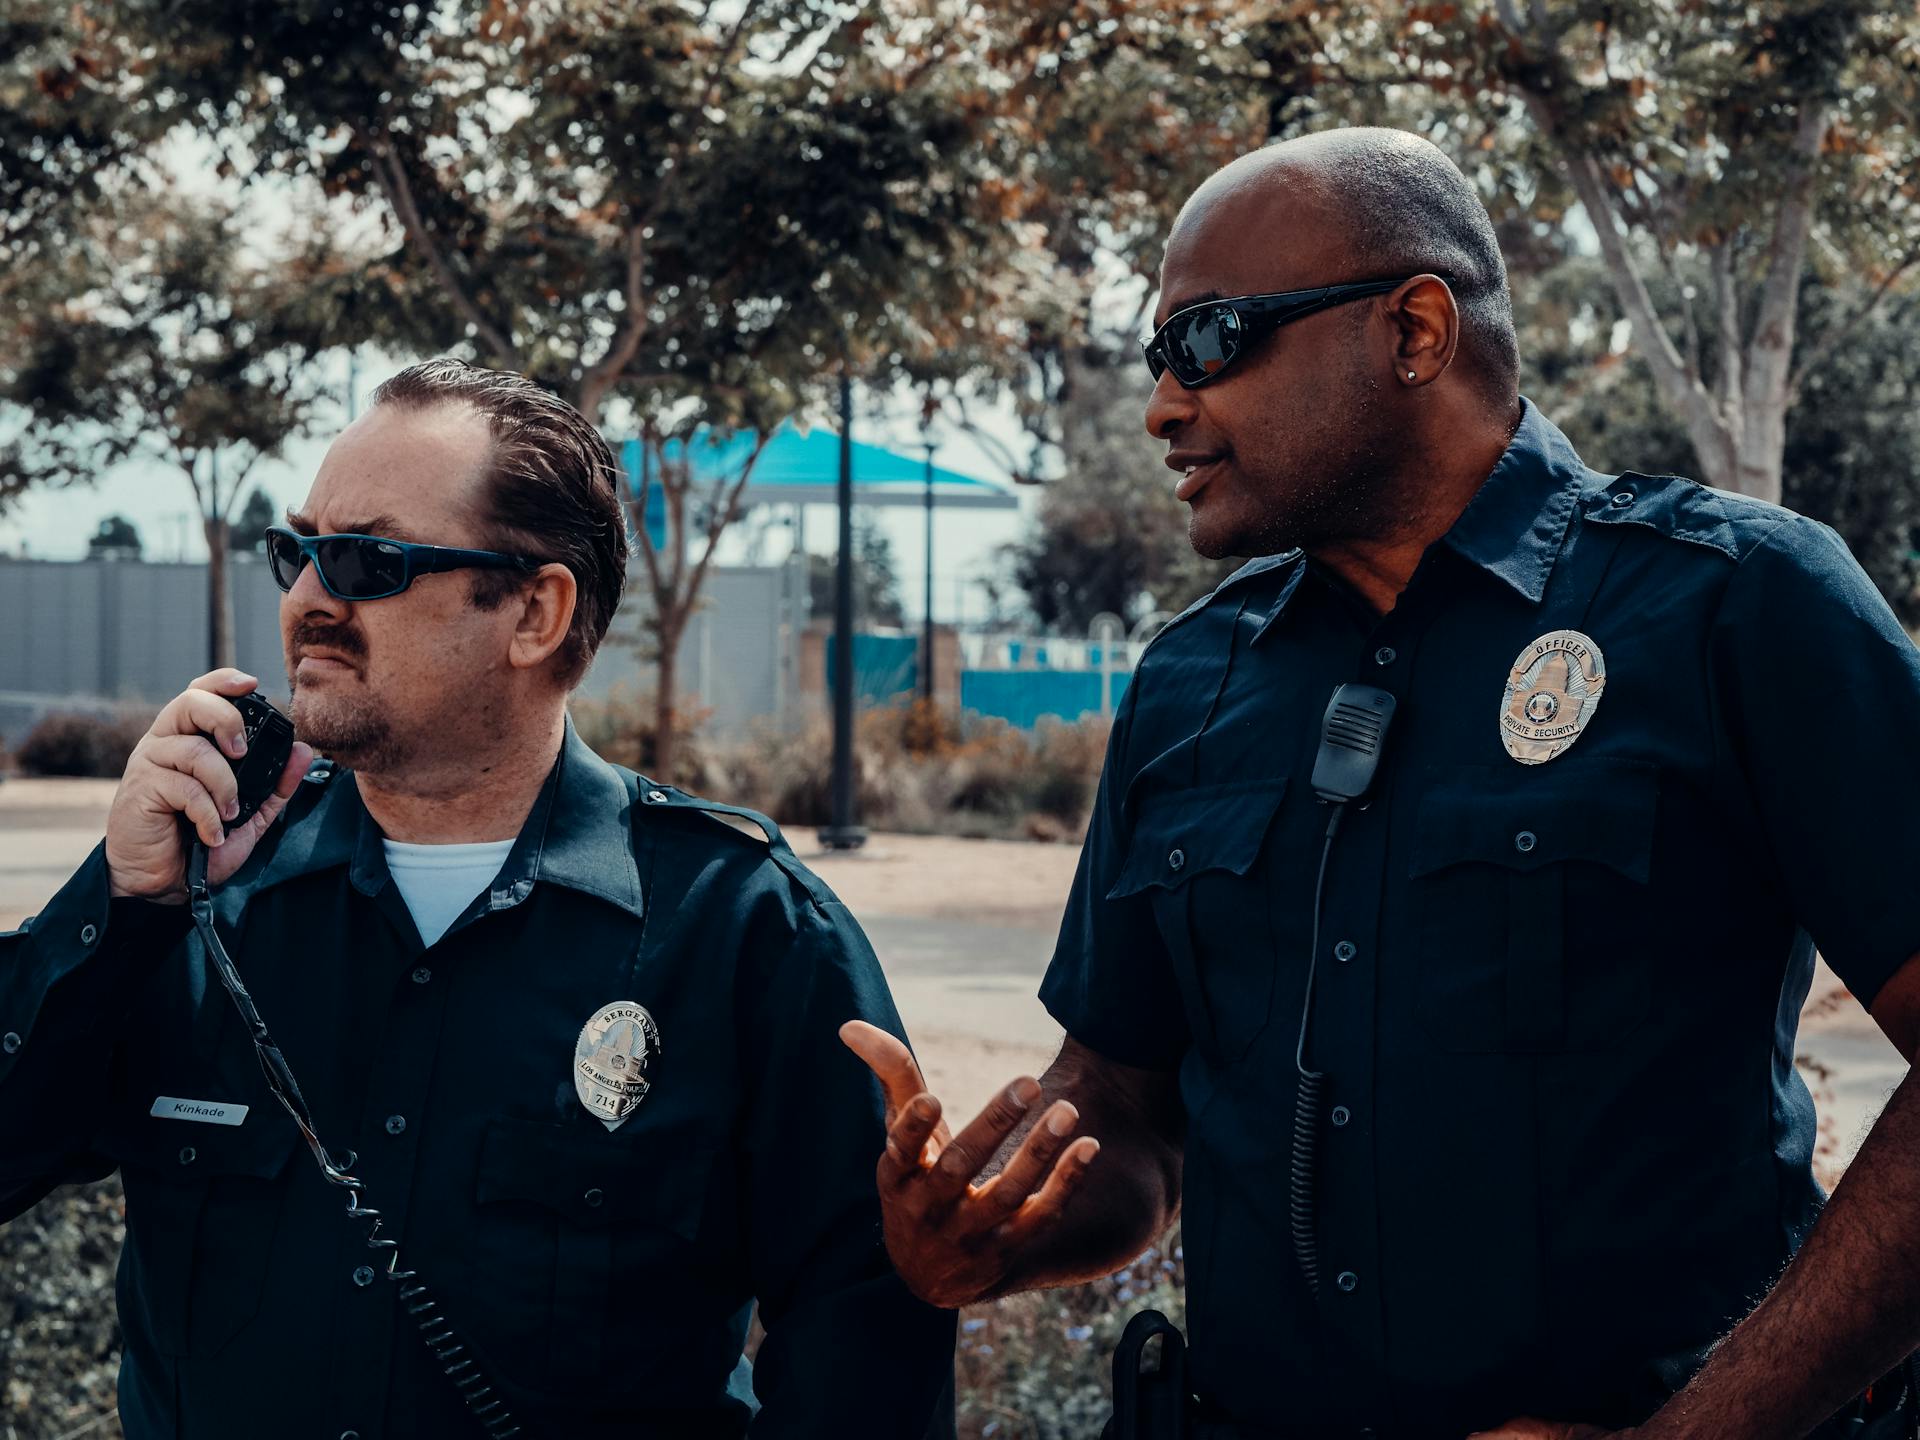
[368,359,629,688]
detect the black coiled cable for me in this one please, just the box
[187,842,522,1438]
[1289,807,1345,1298]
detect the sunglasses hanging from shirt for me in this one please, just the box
[188,693,522,1438]
[264,525,541,602]
[1141,278,1408,389]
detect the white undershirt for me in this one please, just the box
[382,838,517,948]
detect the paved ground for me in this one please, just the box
[2,778,1905,1185]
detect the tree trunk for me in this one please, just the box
[652,611,683,784]
[203,515,236,671]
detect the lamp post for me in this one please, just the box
[822,372,867,851]
[921,437,937,705]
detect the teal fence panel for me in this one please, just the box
[827,634,920,705]
[958,668,1131,729]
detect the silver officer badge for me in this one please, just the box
[1499,629,1607,765]
[574,1002,662,1131]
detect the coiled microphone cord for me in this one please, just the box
[1289,805,1345,1298]
[187,842,522,1438]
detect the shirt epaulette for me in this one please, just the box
[635,782,838,911]
[1584,469,1802,564]
[1148,549,1305,652]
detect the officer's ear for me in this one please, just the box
[1385,274,1460,386]
[505,562,577,677]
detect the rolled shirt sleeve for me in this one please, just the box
[1711,516,1920,1008]
[1038,679,1192,1071]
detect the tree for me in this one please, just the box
[86,513,142,559]
[1519,253,1920,622]
[104,0,1043,778]
[1,190,336,667]
[228,485,278,554]
[807,515,906,629]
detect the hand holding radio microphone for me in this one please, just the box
[104,668,313,903]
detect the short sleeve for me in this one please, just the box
[1712,517,1920,1006]
[1037,677,1191,1069]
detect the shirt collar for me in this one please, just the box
[1254,395,1588,637]
[234,716,644,920]
[1437,396,1588,605]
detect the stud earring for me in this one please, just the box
[1406,370,1417,380]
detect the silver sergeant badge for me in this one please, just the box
[1499,629,1607,765]
[574,1002,662,1131]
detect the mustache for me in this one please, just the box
[290,620,367,660]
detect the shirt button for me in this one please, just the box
[1333,940,1357,962]
[178,1146,197,1166]
[1611,489,1634,507]
[385,1114,407,1136]
[1168,848,1186,872]
[583,1187,605,1208]
[1,1032,19,1055]
[1514,830,1537,853]
[352,1265,375,1288]
[410,966,432,985]
[646,789,669,804]
[1336,1270,1359,1293]
[79,923,99,946]
[340,1432,361,1440]
[1331,1106,1351,1127]
[1373,646,1397,666]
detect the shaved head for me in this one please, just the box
[1174,128,1518,410]
[1146,126,1524,564]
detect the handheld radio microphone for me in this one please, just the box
[1292,682,1397,1296]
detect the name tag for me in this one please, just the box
[150,1096,249,1126]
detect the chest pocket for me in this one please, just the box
[113,1111,299,1359]
[471,1112,722,1388]
[1410,757,1660,1053]
[1110,778,1292,1061]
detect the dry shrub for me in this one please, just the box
[568,688,721,790]
[14,710,151,778]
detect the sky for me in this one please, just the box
[0,348,1058,630]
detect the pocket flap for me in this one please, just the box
[1410,757,1658,881]
[114,1103,299,1181]
[1109,777,1289,899]
[475,1115,714,1237]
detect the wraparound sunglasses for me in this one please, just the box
[264,525,541,602]
[1142,279,1409,389]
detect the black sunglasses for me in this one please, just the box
[1142,279,1408,389]
[264,526,541,602]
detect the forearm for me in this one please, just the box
[981,1049,1183,1299]
[1641,1057,1920,1440]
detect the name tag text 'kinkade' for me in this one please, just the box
[150,1096,249,1126]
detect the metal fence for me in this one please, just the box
[0,556,807,747]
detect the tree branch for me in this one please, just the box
[1712,237,1743,414]
[682,434,770,608]
[1744,101,1830,417]
[1787,252,1918,402]
[362,135,521,366]
[576,224,651,421]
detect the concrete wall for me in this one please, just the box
[0,556,806,747]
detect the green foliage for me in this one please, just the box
[85,513,142,558]
[807,515,906,629]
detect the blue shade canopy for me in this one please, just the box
[620,422,1019,547]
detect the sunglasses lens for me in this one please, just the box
[1166,305,1241,385]
[316,536,409,599]
[264,531,308,592]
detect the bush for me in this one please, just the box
[14,711,150,778]
[955,1231,1186,1439]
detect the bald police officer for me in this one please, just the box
[846,129,1920,1440]
[0,360,953,1437]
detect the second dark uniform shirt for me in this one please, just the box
[0,722,954,1438]
[1040,401,1920,1438]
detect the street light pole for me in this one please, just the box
[922,441,936,705]
[823,372,867,850]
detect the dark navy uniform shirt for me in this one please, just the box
[0,722,953,1438]
[1040,401,1920,1438]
